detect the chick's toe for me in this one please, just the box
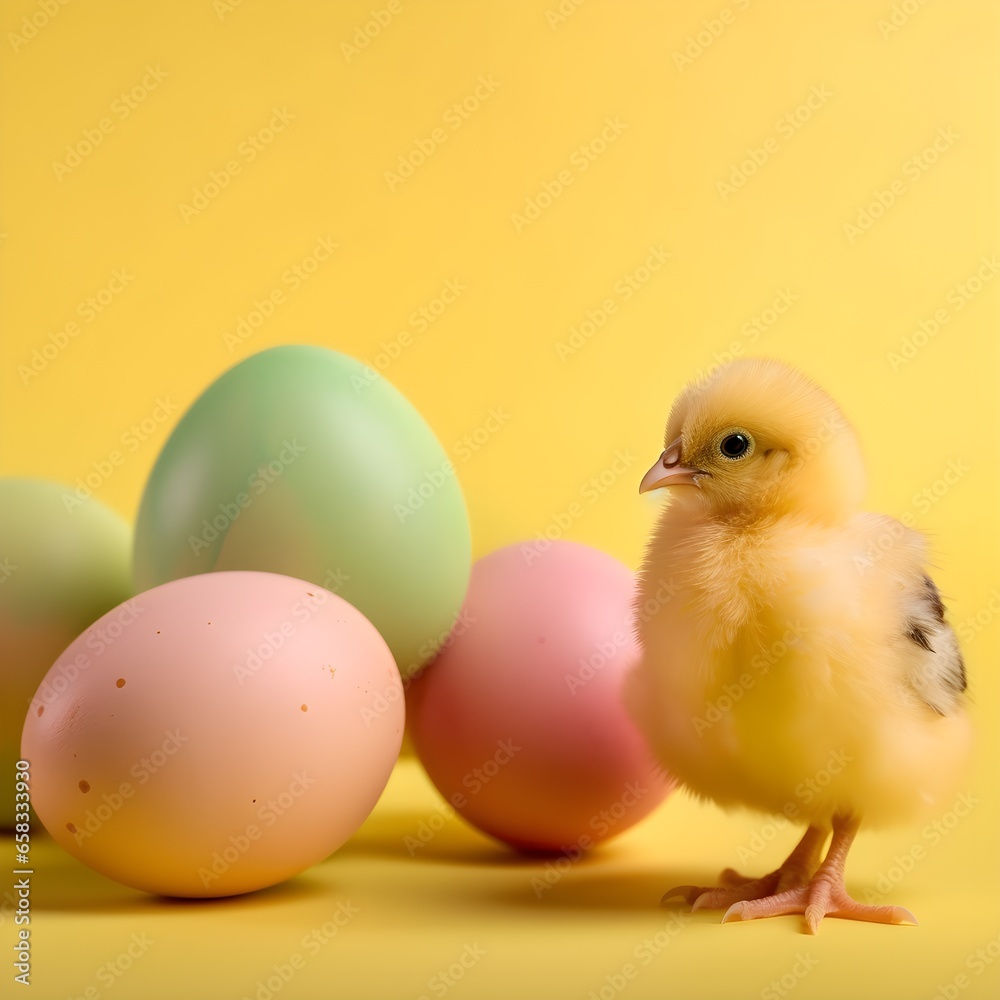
[662,824,826,913]
[718,815,917,934]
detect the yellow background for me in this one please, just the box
[1,1,998,998]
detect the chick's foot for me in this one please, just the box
[721,816,916,934]
[663,824,826,911]
[721,877,916,934]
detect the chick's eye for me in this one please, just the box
[720,433,751,459]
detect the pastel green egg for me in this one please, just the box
[133,345,471,678]
[0,479,133,827]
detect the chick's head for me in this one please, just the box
[640,358,866,524]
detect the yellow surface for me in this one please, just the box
[1,1,998,998]
[5,758,1000,1000]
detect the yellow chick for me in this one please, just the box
[626,358,970,933]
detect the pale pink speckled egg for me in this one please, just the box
[407,541,673,853]
[21,571,403,897]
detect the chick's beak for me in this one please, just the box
[639,437,704,493]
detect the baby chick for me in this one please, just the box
[627,358,970,933]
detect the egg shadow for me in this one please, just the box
[475,866,733,919]
[335,809,730,919]
[153,873,331,912]
[334,808,526,867]
[29,848,332,915]
[478,866,909,933]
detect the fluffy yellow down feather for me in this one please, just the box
[627,358,970,932]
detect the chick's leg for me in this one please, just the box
[722,814,917,934]
[665,823,827,910]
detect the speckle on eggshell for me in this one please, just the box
[22,569,406,898]
[36,706,44,717]
[66,822,77,833]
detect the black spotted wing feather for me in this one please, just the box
[902,574,967,715]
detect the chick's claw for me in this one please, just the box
[661,885,706,906]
